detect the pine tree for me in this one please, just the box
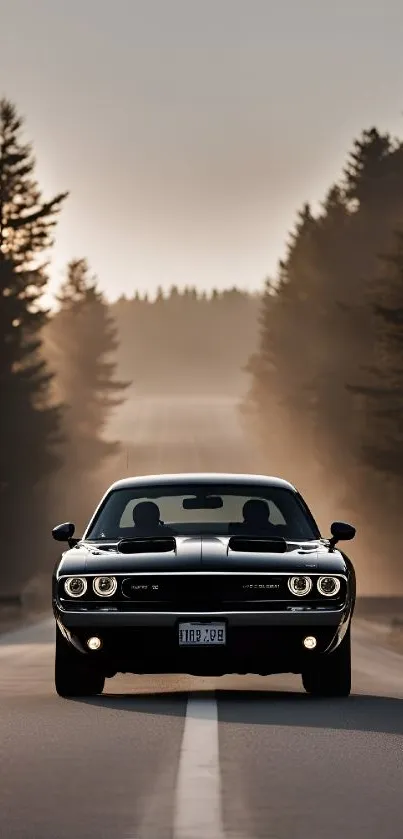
[45,259,129,527]
[0,98,67,593]
[344,128,395,207]
[348,232,403,479]
[251,203,320,419]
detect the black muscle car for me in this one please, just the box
[52,472,356,698]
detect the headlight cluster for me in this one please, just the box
[64,577,87,598]
[63,576,117,598]
[317,576,341,597]
[93,576,118,597]
[288,575,341,597]
[288,576,312,596]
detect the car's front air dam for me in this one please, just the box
[60,623,342,676]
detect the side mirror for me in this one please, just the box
[52,522,76,546]
[329,521,356,551]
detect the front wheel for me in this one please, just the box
[55,626,105,698]
[301,627,351,697]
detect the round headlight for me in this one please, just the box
[317,576,341,597]
[64,577,87,598]
[288,575,312,597]
[93,576,117,597]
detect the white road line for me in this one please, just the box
[173,693,225,839]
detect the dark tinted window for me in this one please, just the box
[86,483,319,541]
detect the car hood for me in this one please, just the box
[56,536,348,576]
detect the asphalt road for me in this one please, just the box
[1,620,403,839]
[3,396,403,838]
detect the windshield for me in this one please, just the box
[86,482,320,542]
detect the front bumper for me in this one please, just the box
[55,603,352,676]
[56,605,347,628]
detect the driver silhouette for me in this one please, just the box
[132,501,173,535]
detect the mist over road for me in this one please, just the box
[105,392,263,477]
[2,394,402,838]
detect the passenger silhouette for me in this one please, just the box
[241,499,276,533]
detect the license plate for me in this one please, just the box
[178,622,226,646]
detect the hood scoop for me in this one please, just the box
[117,537,176,554]
[228,536,287,554]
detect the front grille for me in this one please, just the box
[118,574,345,611]
[121,574,288,606]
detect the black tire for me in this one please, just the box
[301,627,351,697]
[55,626,105,698]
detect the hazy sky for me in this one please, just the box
[1,0,403,303]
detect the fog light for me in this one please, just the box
[303,635,317,650]
[87,636,102,650]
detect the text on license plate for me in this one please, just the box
[178,622,226,646]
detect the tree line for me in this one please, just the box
[0,100,127,596]
[245,128,403,589]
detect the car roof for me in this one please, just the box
[108,472,296,492]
